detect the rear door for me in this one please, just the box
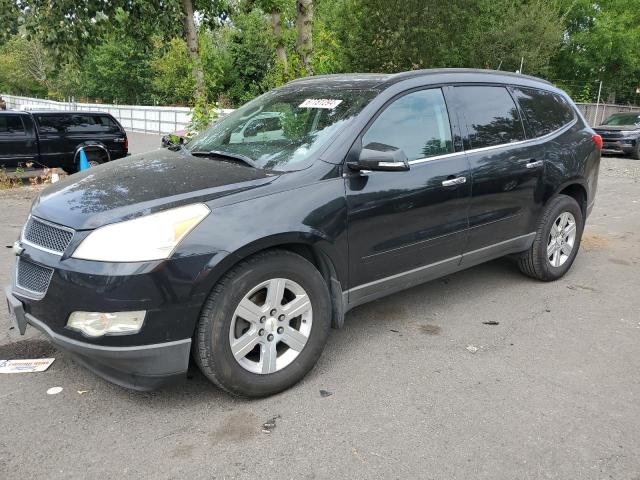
[0,114,38,168]
[450,85,545,261]
[345,87,471,303]
[33,113,71,167]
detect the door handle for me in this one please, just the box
[526,159,544,169]
[441,176,467,187]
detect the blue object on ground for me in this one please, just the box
[79,148,90,171]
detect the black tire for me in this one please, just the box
[631,142,640,160]
[517,194,583,281]
[194,249,331,397]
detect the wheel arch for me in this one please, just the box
[201,233,346,330]
[73,142,111,166]
[547,179,588,219]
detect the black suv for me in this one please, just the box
[593,112,640,159]
[6,69,601,397]
[0,110,128,172]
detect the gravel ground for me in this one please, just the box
[1,156,639,480]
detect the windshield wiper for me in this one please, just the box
[190,150,258,168]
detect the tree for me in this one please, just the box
[551,0,640,104]
[181,0,207,103]
[296,0,314,75]
[335,0,564,75]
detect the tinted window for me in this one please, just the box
[0,115,25,134]
[455,86,525,149]
[36,114,119,134]
[362,89,453,161]
[510,87,575,137]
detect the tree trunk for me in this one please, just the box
[270,11,289,78]
[181,0,206,103]
[295,0,314,75]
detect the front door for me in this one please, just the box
[0,114,37,169]
[345,87,471,304]
[450,85,545,260]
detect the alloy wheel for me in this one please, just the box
[547,211,577,267]
[229,278,313,374]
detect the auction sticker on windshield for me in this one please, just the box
[299,99,343,109]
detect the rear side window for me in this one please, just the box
[510,87,575,137]
[0,115,25,134]
[36,114,119,134]
[362,88,454,161]
[454,86,525,149]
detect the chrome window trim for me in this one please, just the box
[408,117,578,166]
[20,215,75,256]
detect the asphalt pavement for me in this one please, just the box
[1,155,639,479]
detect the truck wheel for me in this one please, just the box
[631,142,640,160]
[194,250,331,397]
[517,194,583,281]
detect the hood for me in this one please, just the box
[594,125,640,132]
[32,148,279,230]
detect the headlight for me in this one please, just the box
[620,130,640,136]
[72,203,210,262]
[67,311,146,337]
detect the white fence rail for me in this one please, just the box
[1,94,233,134]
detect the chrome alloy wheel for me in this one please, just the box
[547,211,577,267]
[229,278,313,374]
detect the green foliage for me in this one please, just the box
[2,0,640,108]
[0,36,48,97]
[335,0,564,75]
[550,0,640,104]
[151,38,196,105]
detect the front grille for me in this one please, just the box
[594,130,623,140]
[23,216,74,254]
[15,258,54,296]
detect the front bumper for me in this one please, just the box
[6,287,191,390]
[6,233,230,390]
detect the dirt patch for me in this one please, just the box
[581,233,612,251]
[609,258,632,266]
[209,411,259,445]
[419,324,441,335]
[0,339,57,359]
[171,444,194,459]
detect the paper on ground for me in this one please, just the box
[0,358,55,373]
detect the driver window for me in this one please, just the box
[362,88,454,161]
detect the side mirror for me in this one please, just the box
[348,142,410,172]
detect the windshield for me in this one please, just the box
[186,87,378,171]
[602,113,640,126]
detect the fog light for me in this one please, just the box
[67,311,146,337]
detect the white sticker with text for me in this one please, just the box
[298,99,343,109]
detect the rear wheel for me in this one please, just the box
[194,250,331,397]
[517,194,583,281]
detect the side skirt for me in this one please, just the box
[343,233,535,312]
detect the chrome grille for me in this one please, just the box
[15,258,54,296]
[23,216,74,254]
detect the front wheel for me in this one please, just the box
[517,194,583,281]
[194,250,331,397]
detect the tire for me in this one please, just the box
[631,143,640,160]
[194,249,331,397]
[517,194,583,281]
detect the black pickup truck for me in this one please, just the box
[0,110,128,173]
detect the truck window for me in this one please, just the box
[0,115,26,135]
[35,114,119,134]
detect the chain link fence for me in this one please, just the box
[576,103,640,127]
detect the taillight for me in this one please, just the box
[124,135,128,150]
[592,134,603,150]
